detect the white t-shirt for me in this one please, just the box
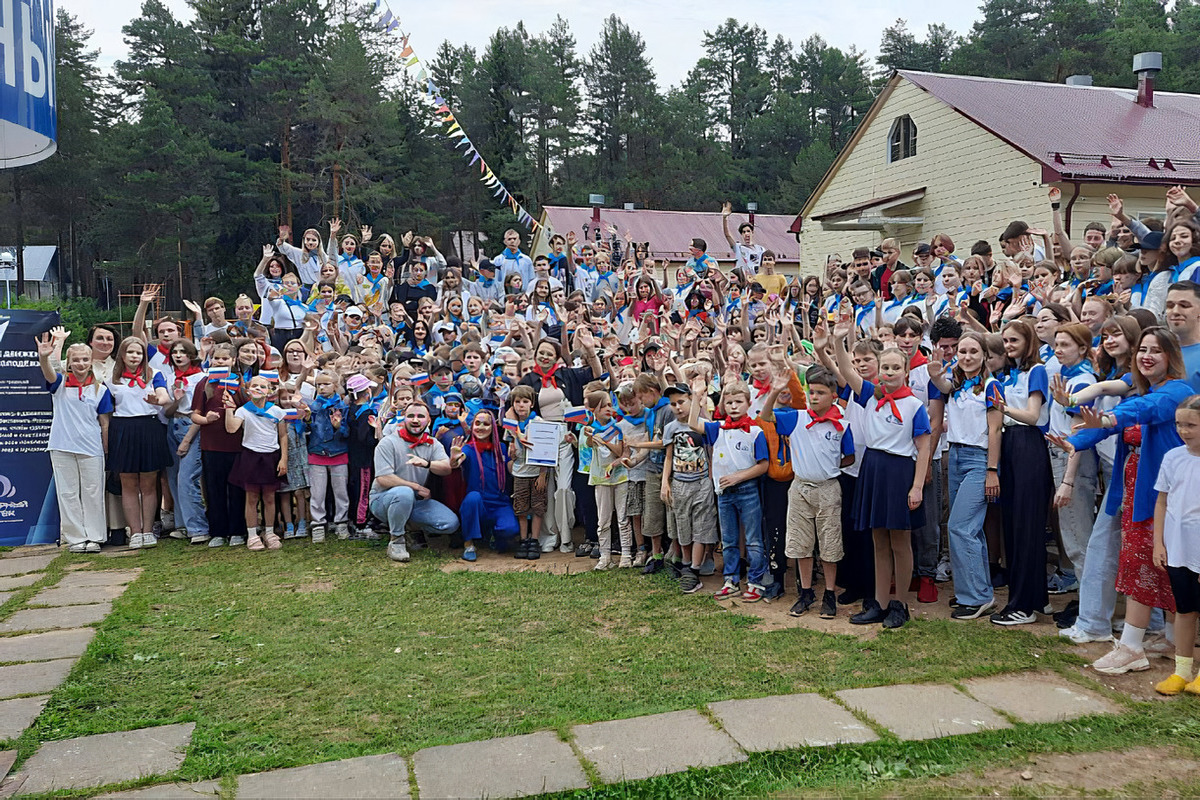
[775,407,854,482]
[998,365,1050,429]
[733,242,765,275]
[848,379,931,459]
[234,403,286,453]
[1155,446,1200,571]
[107,372,168,418]
[47,375,113,457]
[944,377,999,448]
[704,420,768,493]
[839,385,870,478]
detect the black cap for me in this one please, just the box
[643,336,663,352]
[663,383,690,397]
[1138,231,1164,251]
[427,358,452,375]
[914,243,932,256]
[477,258,497,274]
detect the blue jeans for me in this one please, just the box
[369,486,459,538]
[461,491,519,544]
[718,481,766,587]
[946,445,993,608]
[166,417,208,537]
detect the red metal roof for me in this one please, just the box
[900,70,1200,183]
[539,206,800,263]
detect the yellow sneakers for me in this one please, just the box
[1155,674,1188,695]
[1185,677,1200,696]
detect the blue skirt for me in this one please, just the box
[852,448,925,532]
[108,415,172,474]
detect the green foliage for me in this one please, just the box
[14,296,136,343]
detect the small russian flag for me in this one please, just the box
[221,377,241,389]
[207,367,231,379]
[501,417,521,433]
[259,369,279,382]
[564,406,589,424]
[283,408,303,421]
[410,372,431,386]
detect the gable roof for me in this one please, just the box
[535,206,800,263]
[0,246,56,282]
[899,69,1200,183]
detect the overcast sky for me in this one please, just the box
[66,0,984,87]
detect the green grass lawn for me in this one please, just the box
[6,542,1199,798]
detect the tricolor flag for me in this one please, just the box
[564,406,589,424]
[207,367,231,379]
[221,377,241,389]
[259,370,279,382]
[410,372,431,386]
[501,417,521,434]
[283,408,303,421]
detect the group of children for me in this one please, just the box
[39,185,1200,696]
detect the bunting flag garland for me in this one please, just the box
[374,2,541,232]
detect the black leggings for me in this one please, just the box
[202,450,247,538]
[573,470,598,543]
[762,478,789,589]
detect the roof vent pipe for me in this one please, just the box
[1134,51,1162,108]
[1065,75,1092,86]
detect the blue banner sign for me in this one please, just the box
[0,0,55,167]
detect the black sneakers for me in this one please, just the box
[819,590,837,619]
[851,598,887,625]
[950,600,995,620]
[789,587,816,617]
[882,600,910,629]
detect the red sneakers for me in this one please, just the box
[917,575,939,604]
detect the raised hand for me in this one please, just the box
[34,332,54,357]
[182,298,202,316]
[721,201,732,218]
[278,225,291,242]
[223,390,237,410]
[1107,193,1123,218]
[329,217,342,235]
[1045,432,1074,454]
[140,284,159,304]
[263,244,274,258]
[330,408,342,429]
[361,225,373,242]
[450,435,465,459]
[1075,405,1108,430]
[1048,187,1061,204]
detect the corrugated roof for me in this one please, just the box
[0,246,56,282]
[899,70,1200,183]
[536,206,800,263]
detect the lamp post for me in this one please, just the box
[589,194,605,242]
[0,251,14,308]
[746,202,758,227]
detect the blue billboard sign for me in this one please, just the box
[0,0,55,168]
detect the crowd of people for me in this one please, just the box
[38,185,1200,695]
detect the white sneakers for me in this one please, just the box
[1092,643,1150,675]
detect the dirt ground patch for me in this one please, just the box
[296,581,335,593]
[928,746,1200,795]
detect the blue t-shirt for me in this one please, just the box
[1182,342,1200,392]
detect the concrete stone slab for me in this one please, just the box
[0,695,49,739]
[0,594,11,607]
[239,754,410,799]
[29,584,127,607]
[0,750,14,779]
[0,659,75,699]
[0,573,40,591]
[2,545,56,558]
[0,628,95,663]
[18,722,195,794]
[57,569,141,589]
[96,780,221,798]
[0,554,54,576]
[708,693,878,752]
[414,731,585,799]
[0,602,111,633]
[836,684,1012,741]
[962,673,1120,724]
[573,710,746,784]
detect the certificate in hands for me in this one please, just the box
[525,419,563,467]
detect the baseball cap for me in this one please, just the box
[345,305,364,317]
[663,383,690,398]
[426,358,452,375]
[914,243,932,256]
[1138,231,1164,251]
[643,336,664,352]
[345,374,372,393]
[477,258,497,274]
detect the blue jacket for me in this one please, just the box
[1068,379,1191,521]
[461,442,510,500]
[306,395,349,458]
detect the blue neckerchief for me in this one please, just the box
[479,277,494,287]
[1131,275,1151,304]
[412,343,427,357]
[855,302,875,326]
[621,409,648,428]
[309,394,344,413]
[1091,280,1113,296]
[954,374,982,397]
[240,368,255,383]
[885,297,907,312]
[282,295,313,312]
[469,314,483,325]
[1060,360,1092,380]
[687,308,706,318]
[433,414,462,432]
[514,410,537,433]
[1173,256,1200,282]
[353,396,382,419]
[339,253,360,269]
[676,281,694,296]
[240,400,278,421]
[416,279,433,289]
[998,367,1020,387]
[366,271,385,287]
[449,314,463,326]
[503,247,521,260]
[231,320,253,335]
[1039,343,1053,362]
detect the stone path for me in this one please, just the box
[0,545,1125,799]
[0,549,141,797]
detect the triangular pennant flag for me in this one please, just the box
[493,185,506,197]
[447,122,461,134]
[400,45,414,58]
[405,55,419,66]
[469,151,481,166]
[479,159,486,174]
[437,104,449,113]
[456,137,471,149]
[386,20,400,32]
[416,68,427,82]
[380,10,393,26]
[434,96,447,106]
[427,78,437,96]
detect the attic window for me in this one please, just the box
[888,115,917,163]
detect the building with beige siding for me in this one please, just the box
[791,61,1200,275]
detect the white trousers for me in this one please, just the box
[51,451,107,545]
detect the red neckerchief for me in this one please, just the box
[174,365,202,381]
[806,406,844,432]
[122,370,147,389]
[157,342,172,358]
[472,436,494,452]
[752,377,772,398]
[721,415,754,433]
[534,363,560,390]
[64,372,94,399]
[875,385,915,422]
[397,426,433,447]
[909,352,929,369]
